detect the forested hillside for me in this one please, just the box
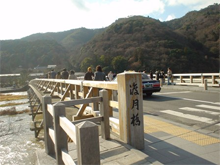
[0,3,219,74]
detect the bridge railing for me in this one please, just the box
[42,89,110,165]
[29,72,144,151]
[168,73,220,87]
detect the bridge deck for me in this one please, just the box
[36,134,152,165]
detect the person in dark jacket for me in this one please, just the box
[94,65,106,81]
[61,68,69,79]
[149,70,153,79]
[84,67,94,80]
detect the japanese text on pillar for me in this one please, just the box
[130,82,141,126]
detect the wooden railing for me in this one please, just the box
[29,72,144,165]
[42,89,109,165]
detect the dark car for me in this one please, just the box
[141,73,161,96]
[113,72,161,96]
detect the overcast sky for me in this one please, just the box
[0,0,219,40]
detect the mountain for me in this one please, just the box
[0,3,219,74]
[165,3,219,58]
[0,40,71,74]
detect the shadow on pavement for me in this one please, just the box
[143,133,216,165]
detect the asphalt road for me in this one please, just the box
[143,88,220,135]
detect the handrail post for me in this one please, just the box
[190,75,193,83]
[204,79,208,90]
[76,121,100,165]
[201,73,204,84]
[53,103,68,165]
[212,75,215,84]
[99,89,110,139]
[42,95,54,155]
[180,76,183,83]
[117,72,144,150]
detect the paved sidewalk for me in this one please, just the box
[36,134,157,165]
[143,115,220,165]
[36,115,220,165]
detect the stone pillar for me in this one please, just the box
[76,121,100,165]
[204,79,208,90]
[117,72,144,150]
[42,95,54,155]
[53,103,68,165]
[190,75,193,83]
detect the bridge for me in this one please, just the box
[27,72,219,165]
[28,72,145,164]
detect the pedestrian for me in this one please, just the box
[149,70,153,79]
[47,71,51,79]
[84,67,94,80]
[155,69,159,81]
[167,67,172,85]
[160,70,165,84]
[61,68,69,79]
[68,70,77,79]
[94,65,106,81]
[51,69,56,79]
[56,71,61,79]
[108,71,114,81]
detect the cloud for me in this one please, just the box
[165,14,176,21]
[79,0,165,28]
[165,0,219,8]
[71,0,88,10]
[1,0,218,40]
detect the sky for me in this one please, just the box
[0,0,219,40]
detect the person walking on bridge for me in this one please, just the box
[84,67,94,80]
[61,68,69,79]
[68,70,77,80]
[167,67,172,85]
[94,65,106,81]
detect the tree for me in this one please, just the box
[112,56,128,73]
[80,57,93,72]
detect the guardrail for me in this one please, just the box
[168,73,220,87]
[29,72,144,164]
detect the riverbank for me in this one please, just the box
[0,92,43,165]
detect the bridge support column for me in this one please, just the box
[117,72,144,150]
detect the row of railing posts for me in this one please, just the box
[42,89,112,165]
[31,72,145,164]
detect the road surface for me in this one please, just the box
[143,88,220,135]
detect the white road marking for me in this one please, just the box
[155,91,192,95]
[161,110,214,124]
[179,107,220,115]
[196,104,220,111]
[157,95,218,105]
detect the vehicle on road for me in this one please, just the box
[141,73,161,96]
[114,72,161,96]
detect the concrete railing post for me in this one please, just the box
[212,75,215,84]
[201,74,204,84]
[76,121,100,165]
[42,95,54,155]
[204,79,208,90]
[99,89,110,139]
[117,72,144,150]
[53,103,68,165]
[190,75,193,83]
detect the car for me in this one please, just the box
[113,72,161,96]
[141,73,161,96]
